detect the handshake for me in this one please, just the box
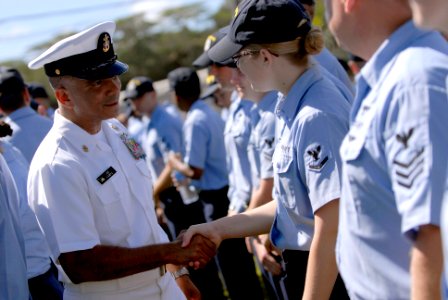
[172,223,223,269]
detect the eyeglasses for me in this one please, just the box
[232,50,260,67]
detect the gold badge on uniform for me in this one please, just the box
[82,145,89,152]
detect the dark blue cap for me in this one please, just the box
[208,0,311,63]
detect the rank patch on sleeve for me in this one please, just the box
[265,137,275,148]
[97,166,117,184]
[306,144,329,171]
[392,127,424,189]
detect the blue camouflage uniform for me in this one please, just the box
[337,21,448,299]
[224,96,253,213]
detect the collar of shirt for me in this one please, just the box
[276,65,322,123]
[353,20,426,119]
[6,106,37,122]
[187,99,206,117]
[360,21,426,88]
[258,91,278,113]
[53,110,103,153]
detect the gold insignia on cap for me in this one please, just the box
[206,75,215,85]
[103,34,110,53]
[55,69,61,75]
[82,145,89,152]
[204,35,216,51]
[234,6,239,18]
[297,19,307,28]
[111,124,118,130]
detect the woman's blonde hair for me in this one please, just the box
[245,27,324,65]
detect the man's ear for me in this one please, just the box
[22,88,31,105]
[55,88,73,109]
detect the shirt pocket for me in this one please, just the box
[94,175,130,240]
[273,144,296,209]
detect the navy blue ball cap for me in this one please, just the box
[167,67,200,97]
[125,76,154,100]
[193,26,230,68]
[28,21,128,80]
[28,83,49,98]
[0,67,26,101]
[208,0,311,63]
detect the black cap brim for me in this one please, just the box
[208,36,243,64]
[193,52,213,69]
[74,60,128,80]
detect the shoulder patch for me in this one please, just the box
[306,144,329,171]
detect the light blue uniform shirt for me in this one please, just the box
[184,100,228,190]
[247,91,278,189]
[1,141,52,279]
[142,105,183,181]
[337,21,448,299]
[443,76,448,292]
[225,96,253,213]
[270,65,351,250]
[0,153,29,299]
[3,106,52,163]
[314,47,354,94]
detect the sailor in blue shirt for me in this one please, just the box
[0,152,28,300]
[183,1,352,299]
[125,76,204,238]
[247,91,277,196]
[0,67,52,163]
[327,2,448,298]
[168,67,264,300]
[224,84,253,214]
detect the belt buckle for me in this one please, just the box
[159,265,166,276]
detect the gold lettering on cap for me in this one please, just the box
[55,69,61,75]
[234,6,239,18]
[103,34,110,53]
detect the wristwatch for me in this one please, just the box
[172,267,190,279]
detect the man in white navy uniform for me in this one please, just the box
[26,21,216,300]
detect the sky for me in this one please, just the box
[0,0,224,63]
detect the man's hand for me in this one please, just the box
[174,234,216,269]
[253,236,282,276]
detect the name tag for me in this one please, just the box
[97,167,117,184]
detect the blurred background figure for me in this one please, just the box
[116,90,133,127]
[0,67,52,163]
[0,121,63,299]
[28,83,55,119]
[193,26,237,122]
[0,148,29,300]
[168,67,264,300]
